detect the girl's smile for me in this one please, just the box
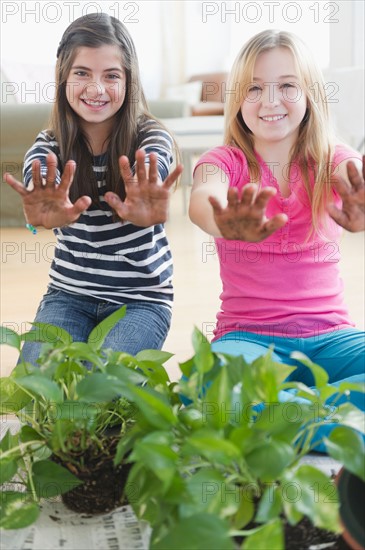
[259,114,287,122]
[80,99,109,109]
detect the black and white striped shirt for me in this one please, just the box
[23,119,174,308]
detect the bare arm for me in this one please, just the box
[189,164,229,237]
[189,163,287,241]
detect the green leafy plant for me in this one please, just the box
[1,317,364,548]
[0,306,173,529]
[113,328,365,550]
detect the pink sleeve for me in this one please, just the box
[193,146,250,188]
[331,144,362,201]
[332,143,362,167]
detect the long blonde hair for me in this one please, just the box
[224,29,335,233]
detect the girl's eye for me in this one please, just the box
[74,71,88,77]
[248,85,261,92]
[281,83,295,88]
[107,74,120,80]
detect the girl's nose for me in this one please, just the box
[261,83,281,107]
[84,81,105,98]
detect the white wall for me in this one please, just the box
[1,1,363,149]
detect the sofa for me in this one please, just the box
[0,99,188,227]
[188,72,228,116]
[1,103,53,227]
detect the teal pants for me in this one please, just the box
[212,328,365,453]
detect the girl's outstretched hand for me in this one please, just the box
[4,153,92,229]
[328,156,365,232]
[209,184,288,242]
[104,150,183,226]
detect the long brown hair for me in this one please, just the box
[224,29,336,234]
[50,13,158,205]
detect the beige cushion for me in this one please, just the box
[1,103,52,226]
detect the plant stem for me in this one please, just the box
[22,452,38,502]
[0,440,45,461]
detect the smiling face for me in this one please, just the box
[240,47,307,152]
[66,44,126,135]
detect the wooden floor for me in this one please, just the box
[1,186,364,380]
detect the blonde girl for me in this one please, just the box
[189,30,364,451]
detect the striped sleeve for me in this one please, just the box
[23,131,62,187]
[135,118,174,181]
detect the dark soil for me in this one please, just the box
[234,496,352,550]
[284,516,351,549]
[234,517,351,550]
[52,435,132,514]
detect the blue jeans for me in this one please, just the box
[212,329,365,453]
[20,288,172,366]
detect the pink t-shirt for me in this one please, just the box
[194,144,361,339]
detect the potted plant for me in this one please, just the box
[0,306,174,529]
[336,467,365,550]
[113,328,365,549]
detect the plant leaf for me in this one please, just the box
[256,485,283,523]
[245,441,295,482]
[0,456,18,485]
[184,429,241,464]
[15,375,63,403]
[135,361,170,385]
[192,326,210,352]
[151,513,234,550]
[125,462,169,513]
[231,489,255,529]
[0,430,26,484]
[178,356,195,378]
[332,402,365,434]
[21,322,72,344]
[0,428,19,452]
[192,327,214,374]
[253,402,315,445]
[130,432,178,490]
[19,425,45,443]
[241,352,295,405]
[243,518,284,550]
[76,373,122,402]
[0,377,32,413]
[87,305,127,350]
[325,426,365,481]
[337,381,365,394]
[106,363,147,387]
[62,342,104,367]
[184,468,239,519]
[135,350,174,364]
[50,400,100,422]
[0,491,39,529]
[204,367,233,429]
[0,326,21,349]
[290,352,329,387]
[125,386,177,429]
[282,465,341,532]
[32,459,83,498]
